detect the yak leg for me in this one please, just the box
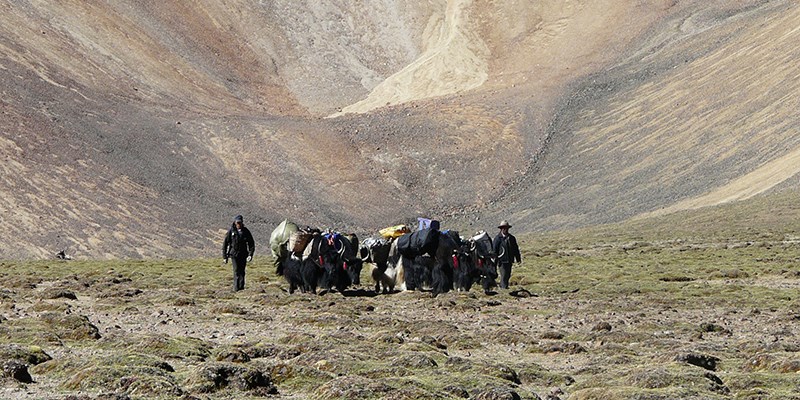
[370,264,383,293]
[395,258,407,292]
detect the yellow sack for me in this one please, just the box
[379,224,410,239]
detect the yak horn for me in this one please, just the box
[337,238,346,256]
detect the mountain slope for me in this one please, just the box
[494,0,800,230]
[1,0,797,258]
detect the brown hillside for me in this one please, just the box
[1,0,797,258]
[495,0,800,229]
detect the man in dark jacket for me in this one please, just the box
[492,220,521,289]
[223,215,255,291]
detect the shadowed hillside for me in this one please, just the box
[1,0,798,258]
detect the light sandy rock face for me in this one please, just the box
[335,0,489,116]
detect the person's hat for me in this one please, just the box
[234,215,244,223]
[497,220,512,229]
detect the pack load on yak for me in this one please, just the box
[417,217,436,231]
[396,221,440,258]
[270,219,299,259]
[379,224,411,239]
[288,229,314,254]
[417,218,440,231]
[270,219,298,276]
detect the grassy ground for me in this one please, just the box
[1,191,800,399]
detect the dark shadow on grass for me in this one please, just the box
[341,288,380,298]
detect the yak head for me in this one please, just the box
[335,233,363,286]
[309,235,339,273]
[470,231,498,276]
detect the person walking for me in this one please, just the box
[493,220,521,289]
[222,215,255,291]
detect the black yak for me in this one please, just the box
[454,231,498,294]
[360,237,394,293]
[382,229,460,297]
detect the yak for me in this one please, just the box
[300,232,361,294]
[282,253,319,294]
[360,237,394,293]
[429,231,459,297]
[338,233,363,288]
[454,231,498,294]
[381,229,460,297]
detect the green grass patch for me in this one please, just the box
[2,191,800,399]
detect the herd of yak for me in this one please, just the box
[269,220,499,297]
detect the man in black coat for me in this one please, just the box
[492,220,521,289]
[223,215,255,291]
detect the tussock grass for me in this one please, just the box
[2,191,800,398]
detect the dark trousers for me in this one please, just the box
[498,262,512,289]
[232,256,247,291]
